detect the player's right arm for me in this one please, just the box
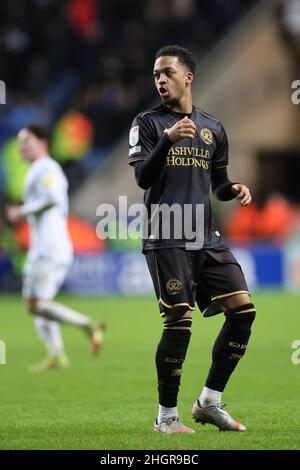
[20,168,60,217]
[129,115,195,190]
[6,165,61,223]
[165,116,196,143]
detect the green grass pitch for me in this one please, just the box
[0,292,299,450]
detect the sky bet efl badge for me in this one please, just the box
[200,128,213,145]
[129,125,139,146]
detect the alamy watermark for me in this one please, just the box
[291,340,300,365]
[96,196,205,249]
[0,340,6,364]
[0,80,6,104]
[291,80,300,104]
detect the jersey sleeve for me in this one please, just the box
[20,165,60,216]
[37,166,60,199]
[211,123,229,170]
[128,115,157,164]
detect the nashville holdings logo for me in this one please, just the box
[166,146,210,169]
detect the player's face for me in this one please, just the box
[17,129,45,162]
[153,56,193,107]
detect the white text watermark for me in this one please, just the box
[291,80,300,104]
[0,340,6,364]
[291,339,300,365]
[0,80,6,104]
[95,196,206,249]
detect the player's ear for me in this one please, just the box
[185,72,194,87]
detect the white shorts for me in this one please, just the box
[22,257,72,299]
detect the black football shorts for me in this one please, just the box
[145,245,249,316]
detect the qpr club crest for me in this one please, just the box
[200,128,213,145]
[166,278,183,295]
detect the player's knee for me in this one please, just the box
[163,317,192,337]
[218,292,251,311]
[163,307,192,323]
[225,302,256,329]
[162,307,193,337]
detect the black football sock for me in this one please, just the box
[205,303,256,392]
[155,317,192,407]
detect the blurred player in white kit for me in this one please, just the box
[6,124,105,371]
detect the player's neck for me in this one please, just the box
[171,96,193,114]
[35,153,49,160]
[29,154,49,164]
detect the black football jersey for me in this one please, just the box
[129,104,229,251]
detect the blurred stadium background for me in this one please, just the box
[1,0,300,450]
[1,0,300,294]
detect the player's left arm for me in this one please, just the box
[211,123,252,207]
[211,167,252,206]
[230,182,252,206]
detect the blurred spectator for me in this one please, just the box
[67,0,100,40]
[278,0,300,63]
[256,195,299,240]
[280,0,300,43]
[226,202,260,243]
[226,194,300,243]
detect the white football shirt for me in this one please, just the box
[21,156,73,265]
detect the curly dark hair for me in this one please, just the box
[155,45,196,73]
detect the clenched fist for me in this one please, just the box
[166,116,196,143]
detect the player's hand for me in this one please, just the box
[231,184,252,207]
[166,116,196,143]
[6,205,23,223]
